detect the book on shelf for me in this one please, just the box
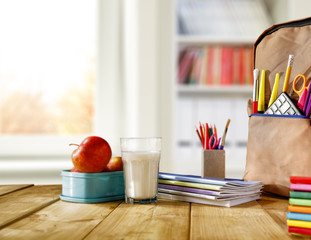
[178,48,197,84]
[199,48,207,85]
[178,46,253,86]
[213,46,221,85]
[158,172,262,207]
[206,47,214,85]
[189,49,203,84]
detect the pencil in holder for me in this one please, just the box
[201,150,225,179]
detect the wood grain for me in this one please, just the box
[258,195,308,240]
[0,185,61,229]
[0,184,33,196]
[85,199,190,240]
[0,185,305,239]
[258,195,289,231]
[0,199,121,240]
[190,200,292,240]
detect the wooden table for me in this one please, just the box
[0,184,308,240]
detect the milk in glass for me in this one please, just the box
[122,151,160,200]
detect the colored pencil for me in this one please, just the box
[219,119,231,150]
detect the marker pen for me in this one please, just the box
[283,54,294,93]
[268,73,280,107]
[258,70,265,113]
[252,69,259,113]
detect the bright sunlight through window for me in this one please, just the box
[0,0,96,135]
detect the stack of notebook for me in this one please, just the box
[287,176,311,237]
[157,172,262,207]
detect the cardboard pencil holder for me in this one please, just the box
[201,150,225,179]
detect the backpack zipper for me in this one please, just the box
[250,113,309,119]
[255,17,311,48]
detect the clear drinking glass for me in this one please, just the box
[120,137,161,204]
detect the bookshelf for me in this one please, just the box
[172,0,272,178]
[177,85,253,95]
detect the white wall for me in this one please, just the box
[123,0,160,138]
[289,0,311,20]
[96,0,122,153]
[96,0,161,149]
[265,0,311,23]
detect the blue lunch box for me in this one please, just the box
[60,170,125,203]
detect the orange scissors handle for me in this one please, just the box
[293,74,307,97]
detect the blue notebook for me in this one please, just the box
[287,212,311,222]
[158,172,262,187]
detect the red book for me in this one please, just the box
[289,226,311,236]
[239,47,245,85]
[227,47,233,85]
[220,47,227,86]
[213,47,221,85]
[291,176,311,184]
[244,47,251,85]
[178,49,195,84]
[199,48,207,85]
[220,47,232,86]
[250,46,254,85]
[207,47,214,85]
[232,47,240,85]
[189,49,202,84]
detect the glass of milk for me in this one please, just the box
[120,137,161,204]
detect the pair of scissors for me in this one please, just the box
[292,74,310,110]
[208,134,221,149]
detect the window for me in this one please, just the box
[0,0,96,136]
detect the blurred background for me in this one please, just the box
[0,0,310,184]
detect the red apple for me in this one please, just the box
[70,136,112,173]
[106,156,123,172]
[70,167,81,172]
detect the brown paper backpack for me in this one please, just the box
[244,17,311,197]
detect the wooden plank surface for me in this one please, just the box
[190,200,292,240]
[258,195,290,232]
[0,185,304,239]
[0,199,121,240]
[85,199,190,240]
[258,195,311,240]
[0,184,33,196]
[0,185,61,229]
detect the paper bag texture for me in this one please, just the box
[244,17,311,196]
[244,114,311,196]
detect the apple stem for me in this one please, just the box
[69,143,79,147]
